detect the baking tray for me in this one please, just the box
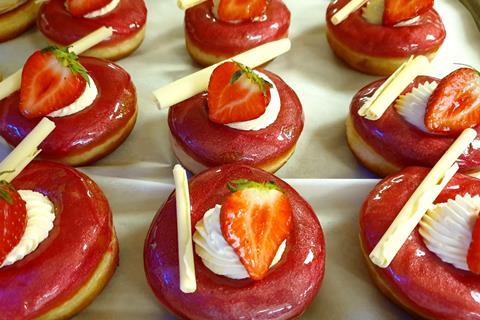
[0,0,479,179]
[0,0,478,318]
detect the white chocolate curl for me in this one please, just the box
[173,164,197,293]
[358,55,431,121]
[369,128,477,268]
[0,118,55,182]
[177,0,206,10]
[331,0,369,25]
[153,38,291,110]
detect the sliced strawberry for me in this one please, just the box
[19,46,89,119]
[66,0,111,17]
[424,68,480,134]
[467,214,480,274]
[383,0,433,26]
[207,61,272,125]
[0,182,27,266]
[214,0,269,22]
[220,179,292,280]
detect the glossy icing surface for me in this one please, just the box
[185,0,290,56]
[144,164,325,320]
[350,76,480,172]
[168,70,304,168]
[37,0,147,47]
[0,57,137,161]
[326,0,446,57]
[360,167,480,319]
[0,161,113,320]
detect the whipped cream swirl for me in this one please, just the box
[1,190,55,268]
[48,76,97,118]
[225,71,281,131]
[394,81,438,133]
[419,193,480,271]
[84,0,120,18]
[193,204,286,279]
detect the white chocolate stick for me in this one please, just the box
[177,0,206,10]
[0,70,22,102]
[153,38,291,109]
[0,118,56,182]
[173,164,197,293]
[358,55,430,121]
[369,128,477,268]
[331,0,369,25]
[68,26,113,55]
[0,26,113,101]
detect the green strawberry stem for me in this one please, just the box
[0,178,16,204]
[41,46,90,86]
[229,61,273,96]
[227,179,284,193]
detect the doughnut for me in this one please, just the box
[168,69,304,174]
[346,76,480,177]
[0,56,138,166]
[37,0,147,61]
[0,0,41,43]
[360,167,480,319]
[144,164,325,319]
[184,0,290,66]
[326,0,446,76]
[0,160,118,319]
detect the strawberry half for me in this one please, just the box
[424,68,480,134]
[220,179,292,280]
[383,0,433,26]
[66,0,112,17]
[19,46,89,119]
[0,182,27,266]
[207,61,272,125]
[214,0,269,22]
[467,214,480,274]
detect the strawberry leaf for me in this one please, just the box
[41,46,91,86]
[229,61,273,96]
[0,179,16,205]
[230,70,244,84]
[227,179,284,193]
[0,188,12,205]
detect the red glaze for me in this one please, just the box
[185,0,290,57]
[37,0,147,48]
[0,56,137,162]
[350,76,480,172]
[326,0,445,57]
[169,70,304,168]
[144,164,325,320]
[0,161,114,320]
[360,167,480,319]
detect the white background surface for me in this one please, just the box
[0,0,479,318]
